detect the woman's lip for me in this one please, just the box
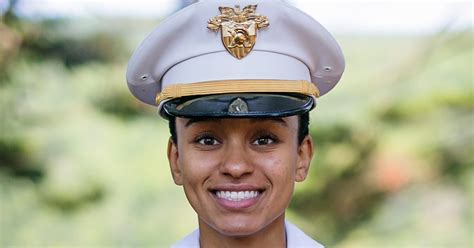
[210,190,264,210]
[209,183,265,192]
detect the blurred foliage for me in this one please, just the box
[0,22,21,82]
[291,125,381,243]
[3,19,125,69]
[0,137,44,182]
[92,87,152,120]
[22,29,123,68]
[0,4,473,247]
[288,28,473,246]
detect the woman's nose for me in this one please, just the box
[219,141,255,179]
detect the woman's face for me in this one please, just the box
[167,116,313,236]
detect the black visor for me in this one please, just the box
[160,93,315,119]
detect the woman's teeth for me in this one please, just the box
[215,191,260,201]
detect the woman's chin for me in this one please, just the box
[213,221,262,237]
[205,212,285,237]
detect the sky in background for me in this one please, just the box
[0,0,472,34]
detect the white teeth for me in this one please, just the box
[215,190,260,201]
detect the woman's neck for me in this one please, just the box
[198,214,286,248]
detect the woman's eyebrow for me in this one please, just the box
[184,118,221,127]
[251,118,288,127]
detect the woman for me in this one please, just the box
[126,0,345,246]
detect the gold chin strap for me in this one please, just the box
[155,80,320,105]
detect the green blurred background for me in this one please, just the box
[0,0,472,247]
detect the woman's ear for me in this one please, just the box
[167,138,183,185]
[295,135,314,182]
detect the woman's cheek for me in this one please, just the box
[181,150,220,177]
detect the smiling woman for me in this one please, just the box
[167,117,313,246]
[126,0,344,247]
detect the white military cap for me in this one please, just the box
[126,0,344,119]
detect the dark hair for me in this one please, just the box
[169,112,310,145]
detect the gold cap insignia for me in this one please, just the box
[208,5,269,59]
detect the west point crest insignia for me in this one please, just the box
[207,4,269,59]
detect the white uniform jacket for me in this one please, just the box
[171,221,324,248]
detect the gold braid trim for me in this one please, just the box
[156,80,320,105]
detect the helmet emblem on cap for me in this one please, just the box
[228,98,249,113]
[208,5,269,59]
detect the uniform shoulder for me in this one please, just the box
[170,229,200,248]
[285,221,325,248]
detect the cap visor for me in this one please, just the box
[161,93,315,119]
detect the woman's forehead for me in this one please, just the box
[176,116,298,129]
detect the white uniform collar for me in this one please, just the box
[171,220,324,248]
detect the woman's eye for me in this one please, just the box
[252,136,276,145]
[197,137,220,146]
